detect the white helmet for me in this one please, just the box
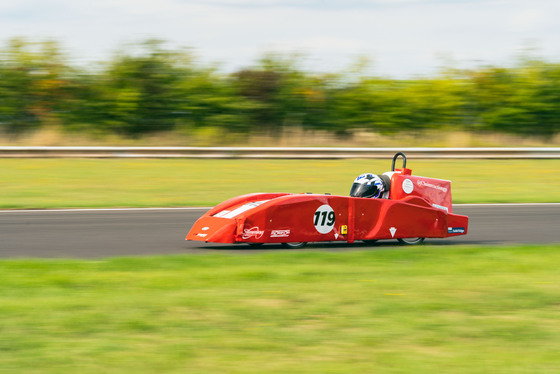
[350,173,386,198]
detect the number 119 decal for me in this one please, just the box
[314,204,335,234]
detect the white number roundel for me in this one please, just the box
[313,205,335,234]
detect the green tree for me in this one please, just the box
[0,38,73,133]
[231,54,325,134]
[97,40,184,135]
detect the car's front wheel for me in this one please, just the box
[282,242,307,249]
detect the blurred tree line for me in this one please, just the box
[0,38,558,138]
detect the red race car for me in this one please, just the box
[186,152,468,248]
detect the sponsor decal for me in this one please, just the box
[447,227,466,234]
[389,227,397,237]
[402,179,414,194]
[196,233,208,238]
[242,226,265,239]
[314,204,335,234]
[340,225,348,235]
[271,229,290,238]
[201,227,210,231]
[418,180,448,193]
[432,203,449,212]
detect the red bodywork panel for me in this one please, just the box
[186,170,468,245]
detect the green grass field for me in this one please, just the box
[1,159,559,208]
[1,245,559,373]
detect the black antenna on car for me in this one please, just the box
[391,152,407,171]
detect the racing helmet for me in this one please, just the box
[350,173,386,198]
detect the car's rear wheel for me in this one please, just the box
[282,242,307,249]
[397,237,425,245]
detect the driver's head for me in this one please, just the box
[350,173,385,198]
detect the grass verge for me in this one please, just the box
[1,244,559,373]
[1,159,559,209]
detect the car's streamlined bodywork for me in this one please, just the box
[186,153,468,247]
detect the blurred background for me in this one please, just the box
[1,4,560,372]
[0,0,559,147]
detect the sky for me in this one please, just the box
[1,0,559,77]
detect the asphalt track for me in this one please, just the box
[0,204,559,258]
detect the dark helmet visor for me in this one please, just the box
[350,182,380,198]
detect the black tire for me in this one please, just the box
[281,242,307,249]
[397,237,425,245]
